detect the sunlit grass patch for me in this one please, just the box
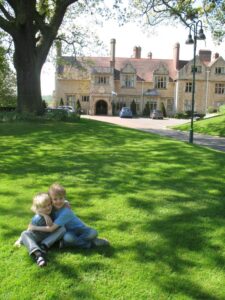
[1,119,225,299]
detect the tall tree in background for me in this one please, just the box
[0,41,16,108]
[0,1,82,113]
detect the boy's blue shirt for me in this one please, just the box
[31,214,46,226]
[52,207,85,230]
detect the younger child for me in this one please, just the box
[15,192,65,267]
[29,183,109,249]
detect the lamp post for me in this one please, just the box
[185,20,206,143]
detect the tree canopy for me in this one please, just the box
[0,42,16,108]
[128,0,225,42]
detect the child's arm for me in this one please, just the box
[28,223,59,232]
[64,200,71,209]
[39,213,53,226]
[29,207,74,232]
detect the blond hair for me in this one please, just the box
[48,183,66,198]
[31,193,51,213]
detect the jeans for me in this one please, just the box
[21,226,66,255]
[63,226,98,248]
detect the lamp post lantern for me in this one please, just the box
[185,20,206,143]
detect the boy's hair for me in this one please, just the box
[48,183,66,198]
[31,193,51,213]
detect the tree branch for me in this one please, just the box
[0,15,15,35]
[6,0,17,11]
[36,0,78,66]
[0,4,14,21]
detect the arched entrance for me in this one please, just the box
[96,100,108,115]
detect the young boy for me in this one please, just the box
[29,183,109,249]
[15,192,66,267]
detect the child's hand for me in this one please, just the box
[64,200,71,209]
[39,213,53,226]
[28,223,34,230]
[43,215,53,226]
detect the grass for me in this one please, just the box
[1,118,225,299]
[172,114,225,137]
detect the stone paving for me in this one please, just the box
[82,115,225,152]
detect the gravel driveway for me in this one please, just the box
[82,115,187,130]
[82,115,225,152]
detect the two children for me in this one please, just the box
[16,183,109,267]
[15,192,65,267]
[29,183,109,249]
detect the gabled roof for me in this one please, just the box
[208,55,225,67]
[60,56,189,82]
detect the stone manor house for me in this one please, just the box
[54,39,225,116]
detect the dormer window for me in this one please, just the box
[153,64,168,89]
[154,76,167,89]
[120,63,136,88]
[121,74,135,88]
[191,65,202,73]
[215,67,225,74]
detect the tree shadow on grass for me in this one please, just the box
[1,120,225,298]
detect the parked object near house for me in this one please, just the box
[57,105,75,112]
[193,113,201,121]
[119,107,133,118]
[150,110,164,119]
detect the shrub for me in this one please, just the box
[130,100,137,116]
[173,112,189,119]
[160,102,167,117]
[76,99,81,114]
[0,110,80,123]
[219,104,225,114]
[143,101,150,117]
[207,106,218,113]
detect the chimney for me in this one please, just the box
[55,40,62,57]
[199,50,212,62]
[148,52,152,59]
[173,43,180,70]
[137,46,141,58]
[55,41,63,74]
[133,46,138,58]
[213,52,219,59]
[133,46,141,59]
[110,38,116,68]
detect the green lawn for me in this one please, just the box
[1,119,225,300]
[172,114,225,137]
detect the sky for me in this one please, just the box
[41,21,225,95]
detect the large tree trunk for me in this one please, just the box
[13,12,43,114]
[15,54,43,114]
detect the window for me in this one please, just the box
[95,76,109,85]
[81,95,89,102]
[185,82,192,93]
[215,67,225,74]
[184,100,191,111]
[154,76,167,89]
[215,83,225,94]
[66,95,75,106]
[191,65,202,73]
[122,74,135,88]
